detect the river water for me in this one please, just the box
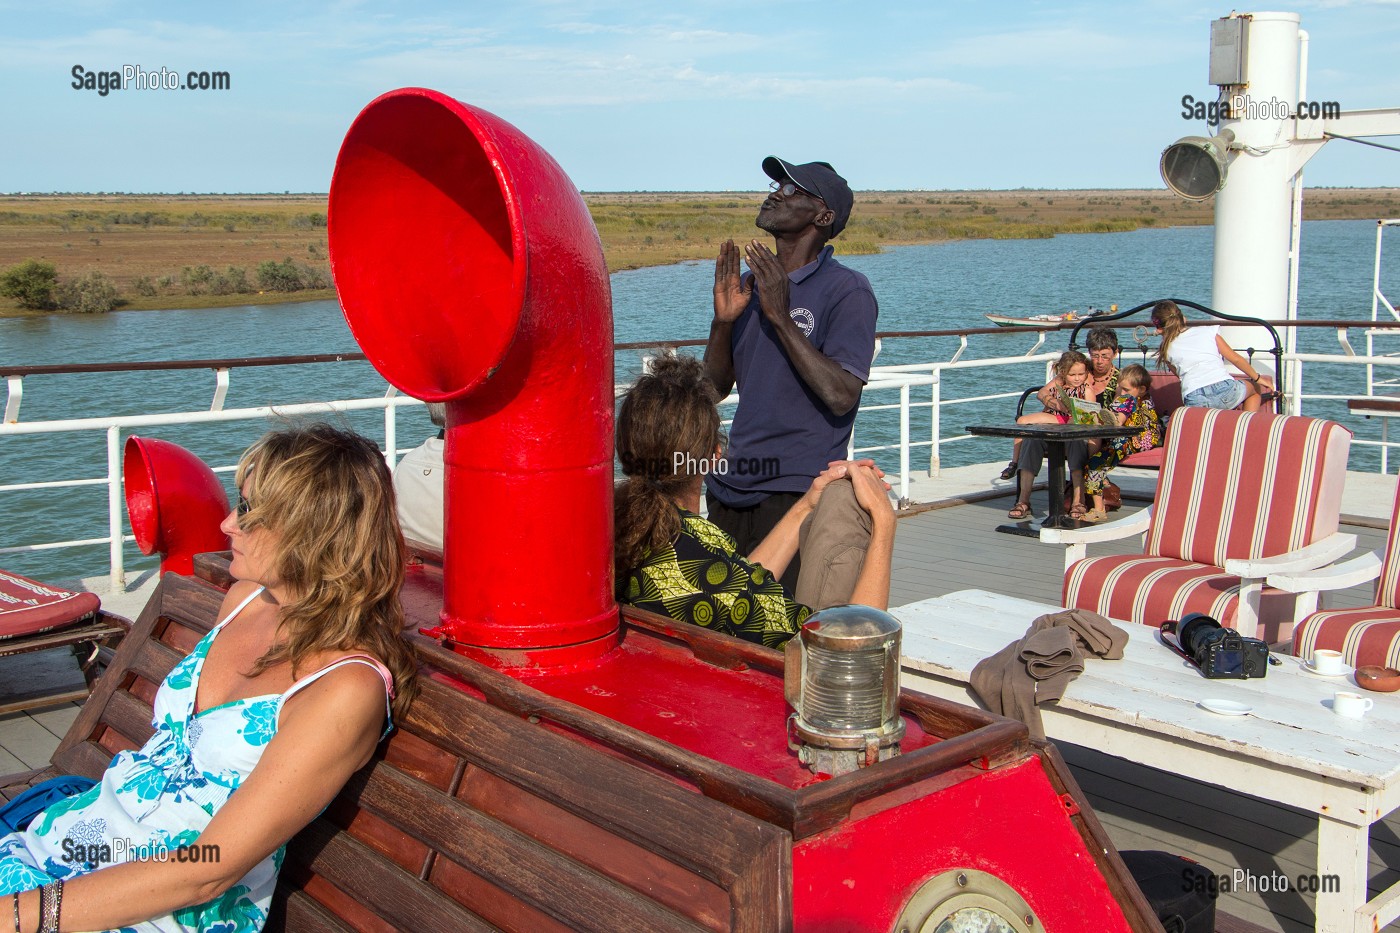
[3,219,1397,581]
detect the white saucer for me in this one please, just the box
[1301,660,1351,678]
[1199,699,1253,716]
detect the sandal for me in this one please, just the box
[998,460,1018,481]
[1083,508,1108,523]
[1069,503,1088,521]
[1007,501,1032,520]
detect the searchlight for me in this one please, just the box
[1160,128,1236,200]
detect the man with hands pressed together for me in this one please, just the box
[703,156,880,591]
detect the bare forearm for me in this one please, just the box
[849,516,896,610]
[1217,337,1262,380]
[16,855,237,932]
[747,497,815,581]
[768,316,863,415]
[704,320,736,396]
[1037,382,1066,413]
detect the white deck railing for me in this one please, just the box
[5,327,1400,585]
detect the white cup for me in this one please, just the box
[1311,649,1345,676]
[1333,691,1374,718]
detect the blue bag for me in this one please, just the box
[0,776,97,834]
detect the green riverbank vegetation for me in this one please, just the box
[2,189,1397,315]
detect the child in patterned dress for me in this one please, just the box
[1083,365,1162,522]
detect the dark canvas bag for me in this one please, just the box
[1120,850,1217,933]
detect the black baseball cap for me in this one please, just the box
[762,156,853,238]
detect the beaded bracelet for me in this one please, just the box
[37,884,51,933]
[10,891,18,933]
[37,880,61,933]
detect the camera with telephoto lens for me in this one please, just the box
[1160,613,1270,679]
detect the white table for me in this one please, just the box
[896,589,1400,933]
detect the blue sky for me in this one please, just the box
[1,1,1396,193]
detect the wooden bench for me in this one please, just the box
[3,555,1164,932]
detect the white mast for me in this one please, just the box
[1210,12,1301,367]
[1162,11,1400,388]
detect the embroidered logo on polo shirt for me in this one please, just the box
[790,307,815,337]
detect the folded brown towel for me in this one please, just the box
[970,638,1039,738]
[970,608,1128,740]
[1021,626,1083,705]
[1031,608,1127,660]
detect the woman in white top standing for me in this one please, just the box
[1152,300,1273,412]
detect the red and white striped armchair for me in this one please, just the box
[1044,407,1354,642]
[1270,477,1400,669]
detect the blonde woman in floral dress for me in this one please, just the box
[1,424,417,933]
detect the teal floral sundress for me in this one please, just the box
[0,586,393,932]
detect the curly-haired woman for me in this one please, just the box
[615,355,895,648]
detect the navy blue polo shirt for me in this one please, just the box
[705,246,878,507]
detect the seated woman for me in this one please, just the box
[1,423,418,932]
[1083,364,1162,522]
[1084,325,1121,405]
[1153,299,1273,411]
[615,355,896,647]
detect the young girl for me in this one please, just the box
[1153,299,1272,411]
[998,350,1091,480]
[1083,364,1163,521]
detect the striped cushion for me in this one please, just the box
[1292,608,1400,669]
[1063,554,1298,640]
[1146,408,1348,567]
[0,569,100,639]
[1377,479,1400,609]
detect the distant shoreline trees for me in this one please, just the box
[1,255,330,314]
[0,260,58,310]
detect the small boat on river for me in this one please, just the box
[984,306,1113,327]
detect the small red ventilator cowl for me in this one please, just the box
[328,88,618,670]
[123,436,231,576]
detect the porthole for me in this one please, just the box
[892,869,1036,933]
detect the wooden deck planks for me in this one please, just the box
[0,701,79,770]
[1066,742,1400,933]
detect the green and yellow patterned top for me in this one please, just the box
[619,509,809,648]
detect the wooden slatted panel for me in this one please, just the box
[345,762,708,933]
[279,819,497,932]
[404,675,789,901]
[51,573,223,774]
[321,794,430,877]
[0,766,58,802]
[269,890,356,933]
[429,855,574,933]
[456,766,732,931]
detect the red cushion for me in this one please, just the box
[1065,554,1242,628]
[1293,608,1400,669]
[1146,409,1347,568]
[1118,447,1164,470]
[0,570,101,640]
[1148,371,1183,417]
[1063,554,1298,641]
